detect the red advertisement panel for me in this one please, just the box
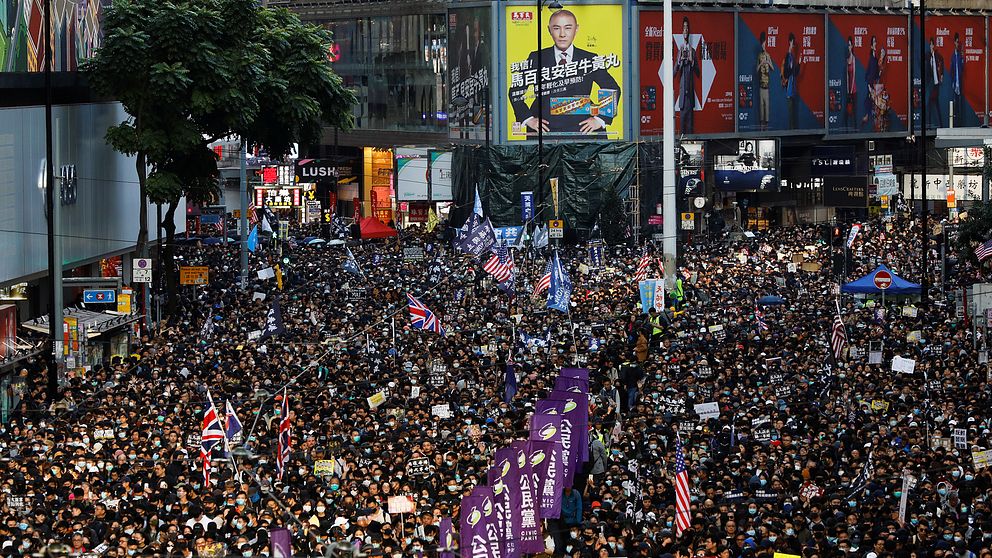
[911,15,987,129]
[737,12,826,132]
[826,14,910,134]
[640,10,736,135]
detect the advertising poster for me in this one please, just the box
[396,148,430,201]
[506,4,625,141]
[910,15,986,130]
[639,10,735,136]
[677,141,705,197]
[827,14,910,134]
[448,6,492,141]
[714,139,778,191]
[737,12,825,132]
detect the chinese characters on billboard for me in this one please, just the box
[826,14,909,134]
[737,12,825,132]
[911,15,987,130]
[506,5,625,141]
[448,7,492,141]
[639,10,735,136]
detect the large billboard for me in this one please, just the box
[826,14,910,134]
[737,12,825,133]
[448,6,492,141]
[639,10,735,136]
[910,15,986,130]
[1,0,107,72]
[714,139,778,191]
[505,4,624,141]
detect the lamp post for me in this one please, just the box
[537,0,563,237]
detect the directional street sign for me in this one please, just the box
[83,289,117,303]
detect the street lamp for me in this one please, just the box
[537,0,563,235]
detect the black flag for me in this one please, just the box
[260,299,286,339]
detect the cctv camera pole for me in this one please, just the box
[662,0,677,285]
[919,0,929,307]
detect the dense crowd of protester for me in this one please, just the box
[1,210,991,558]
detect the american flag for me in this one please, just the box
[200,390,226,485]
[633,253,651,282]
[276,388,291,480]
[407,293,446,335]
[674,435,691,536]
[534,259,553,295]
[977,239,992,261]
[483,243,514,283]
[754,305,768,331]
[832,304,848,361]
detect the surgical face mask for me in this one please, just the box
[316,506,326,513]
[748,508,757,515]
[236,498,246,506]
[330,484,339,491]
[938,488,948,496]
[944,534,954,541]
[965,474,974,481]
[768,536,777,543]
[848,501,856,508]
[18,523,28,531]
[952,471,961,479]
[894,491,902,498]
[786,529,795,536]
[353,436,361,443]
[746,529,756,536]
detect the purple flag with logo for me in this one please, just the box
[560,367,590,381]
[439,517,455,558]
[270,527,293,558]
[511,440,544,554]
[550,389,590,463]
[470,486,502,558]
[491,447,523,558]
[554,375,589,395]
[527,438,563,519]
[535,402,575,487]
[459,493,499,558]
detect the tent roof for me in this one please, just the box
[359,217,397,239]
[841,265,921,295]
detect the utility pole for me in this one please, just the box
[44,0,62,402]
[919,0,929,307]
[240,139,249,290]
[662,0,677,283]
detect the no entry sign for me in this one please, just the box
[873,270,892,290]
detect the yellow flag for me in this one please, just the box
[275,265,283,291]
[426,207,440,233]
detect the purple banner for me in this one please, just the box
[534,404,575,487]
[560,367,590,381]
[270,527,293,558]
[554,375,589,394]
[527,438,564,519]
[492,448,523,558]
[511,440,544,553]
[461,492,500,558]
[439,517,455,558]
[550,390,590,463]
[471,486,502,558]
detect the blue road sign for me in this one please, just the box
[83,289,117,303]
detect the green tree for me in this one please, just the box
[85,0,355,316]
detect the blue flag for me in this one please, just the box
[247,225,259,253]
[504,363,517,404]
[342,247,361,276]
[473,185,484,216]
[547,251,572,313]
[456,213,496,256]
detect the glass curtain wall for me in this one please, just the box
[325,13,448,132]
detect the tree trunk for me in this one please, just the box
[135,151,149,256]
[162,199,180,320]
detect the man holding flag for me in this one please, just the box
[200,390,226,486]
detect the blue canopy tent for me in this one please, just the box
[841,265,921,295]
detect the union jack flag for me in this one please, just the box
[407,293,446,335]
[534,259,552,295]
[633,253,652,282]
[754,304,769,331]
[276,388,292,480]
[674,434,691,536]
[200,390,226,485]
[483,243,514,283]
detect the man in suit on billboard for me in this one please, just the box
[928,36,945,128]
[675,16,701,135]
[950,32,964,126]
[509,9,621,136]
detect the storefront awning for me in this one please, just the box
[21,308,140,338]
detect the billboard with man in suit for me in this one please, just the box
[506,5,624,141]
